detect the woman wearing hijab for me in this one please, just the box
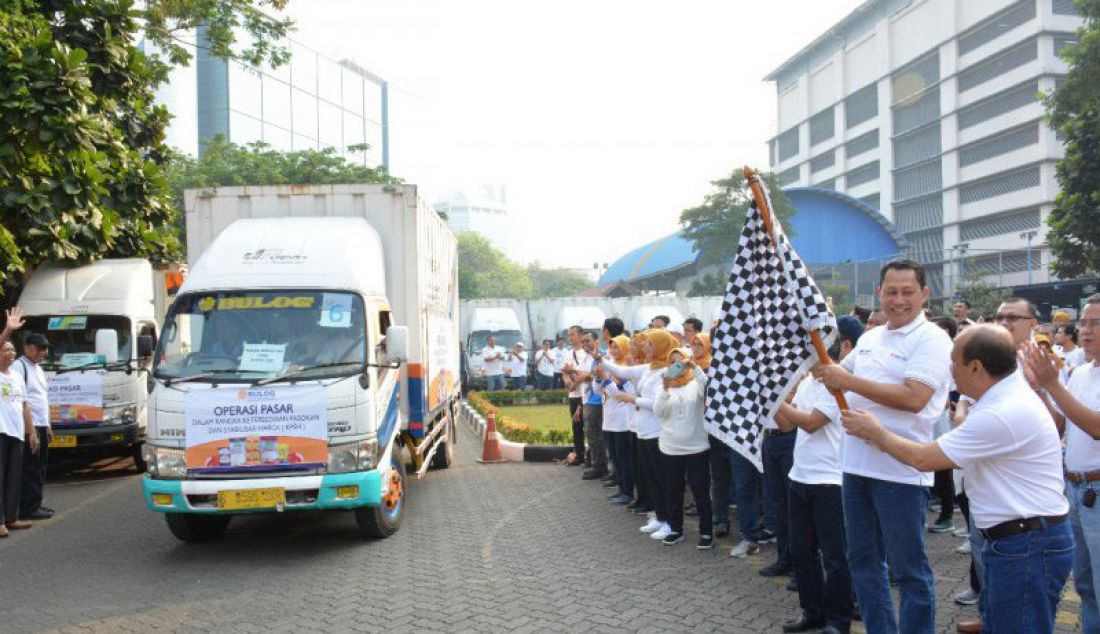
[654,346,714,548]
[601,329,678,540]
[599,336,636,505]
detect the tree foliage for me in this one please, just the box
[527,263,591,298]
[687,272,728,297]
[166,135,399,202]
[0,0,292,299]
[679,169,795,269]
[457,232,533,299]
[956,273,1010,319]
[1043,0,1100,277]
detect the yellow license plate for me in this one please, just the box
[216,487,286,511]
[50,434,77,448]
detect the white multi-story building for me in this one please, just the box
[766,0,1082,298]
[434,186,513,257]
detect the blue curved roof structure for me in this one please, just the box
[598,187,907,286]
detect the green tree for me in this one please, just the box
[686,272,728,297]
[527,263,591,298]
[824,283,853,317]
[0,0,291,298]
[457,232,533,299]
[1043,0,1100,277]
[956,273,1010,319]
[679,169,795,269]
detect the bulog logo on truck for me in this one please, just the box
[242,249,308,264]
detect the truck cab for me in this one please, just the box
[16,259,175,468]
[465,307,523,390]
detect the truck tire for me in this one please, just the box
[354,458,405,538]
[131,443,148,473]
[165,513,231,543]
[430,413,454,470]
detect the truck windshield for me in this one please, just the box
[21,315,132,370]
[154,291,367,382]
[467,330,523,355]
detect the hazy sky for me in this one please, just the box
[286,0,864,271]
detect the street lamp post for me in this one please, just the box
[1020,231,1039,285]
[955,242,969,297]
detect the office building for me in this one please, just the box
[766,0,1083,297]
[435,186,514,257]
[147,27,389,168]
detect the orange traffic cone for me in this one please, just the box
[477,410,507,464]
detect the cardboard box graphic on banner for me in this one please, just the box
[48,373,104,425]
[185,385,327,473]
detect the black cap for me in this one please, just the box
[24,333,48,348]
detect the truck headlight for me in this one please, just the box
[328,439,380,473]
[148,446,186,479]
[327,444,359,473]
[104,404,137,425]
[357,438,379,471]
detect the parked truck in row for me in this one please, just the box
[141,184,459,542]
[15,259,183,469]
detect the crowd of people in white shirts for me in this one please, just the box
[549,260,1100,634]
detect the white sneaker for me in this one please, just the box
[650,523,672,540]
[729,539,761,558]
[953,527,970,538]
[954,588,979,606]
[956,540,972,554]
[640,518,662,533]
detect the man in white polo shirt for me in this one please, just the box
[1027,293,1100,633]
[818,260,952,634]
[845,325,1072,634]
[18,333,54,520]
[480,335,506,391]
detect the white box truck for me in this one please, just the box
[15,259,183,468]
[142,184,459,542]
[464,306,524,390]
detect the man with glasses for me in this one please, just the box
[1026,295,1100,633]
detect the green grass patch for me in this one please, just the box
[496,404,573,435]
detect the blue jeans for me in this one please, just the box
[509,375,527,390]
[1068,480,1100,631]
[535,373,554,390]
[842,473,935,634]
[731,449,765,541]
[763,431,796,569]
[789,480,852,630]
[979,519,1073,634]
[485,374,504,391]
[709,436,733,526]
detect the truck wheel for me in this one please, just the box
[165,513,231,543]
[131,443,148,473]
[354,458,405,538]
[430,414,454,470]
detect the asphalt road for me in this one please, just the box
[1,422,1083,633]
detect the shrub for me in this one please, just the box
[466,391,571,446]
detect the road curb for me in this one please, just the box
[455,400,570,462]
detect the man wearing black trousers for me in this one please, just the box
[18,333,53,520]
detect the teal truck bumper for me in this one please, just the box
[143,470,384,514]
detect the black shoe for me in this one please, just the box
[786,579,798,592]
[684,502,698,517]
[602,479,620,488]
[697,535,714,550]
[781,614,825,633]
[662,531,684,545]
[759,563,793,578]
[631,505,654,515]
[39,506,55,513]
[714,522,730,538]
[24,508,53,520]
[582,469,608,480]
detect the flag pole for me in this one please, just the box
[742,166,850,411]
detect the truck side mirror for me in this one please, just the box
[385,325,409,364]
[137,335,155,358]
[95,329,119,363]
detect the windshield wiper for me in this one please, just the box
[254,362,363,386]
[162,368,240,387]
[56,360,133,374]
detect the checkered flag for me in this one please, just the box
[704,182,836,473]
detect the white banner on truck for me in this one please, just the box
[48,373,104,424]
